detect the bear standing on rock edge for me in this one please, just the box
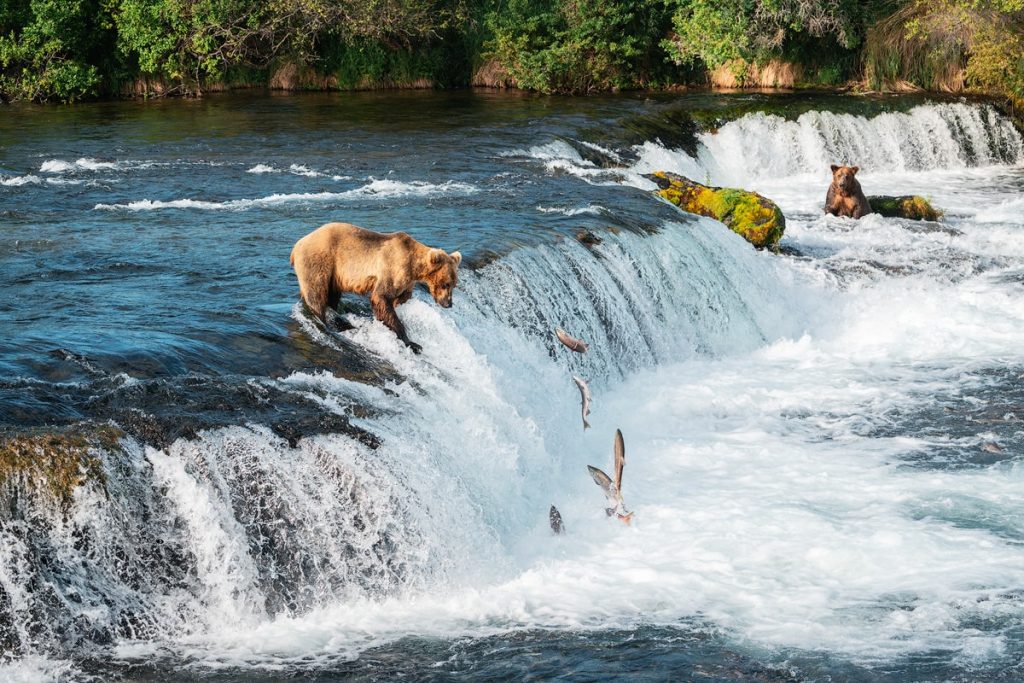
[825,164,872,219]
[290,222,462,354]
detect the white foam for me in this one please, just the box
[40,157,120,173]
[974,196,1024,224]
[0,655,77,683]
[0,175,41,186]
[246,163,279,174]
[289,164,321,177]
[93,178,478,211]
[535,204,604,216]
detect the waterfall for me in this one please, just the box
[0,218,804,664]
[695,103,1024,187]
[4,99,1024,677]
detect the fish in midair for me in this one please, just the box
[586,429,633,525]
[556,328,588,354]
[549,505,565,535]
[573,376,591,430]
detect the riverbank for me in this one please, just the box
[2,1,1020,109]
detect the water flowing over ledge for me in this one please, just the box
[3,96,1024,680]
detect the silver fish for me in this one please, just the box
[556,328,588,354]
[573,376,591,430]
[586,429,633,525]
[549,505,565,535]
[982,442,1004,453]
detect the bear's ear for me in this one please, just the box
[450,251,462,267]
[851,166,859,174]
[429,248,447,266]
[830,164,840,174]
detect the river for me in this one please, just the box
[2,90,1024,681]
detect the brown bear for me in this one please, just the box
[825,165,872,219]
[290,222,462,354]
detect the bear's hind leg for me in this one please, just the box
[325,285,355,330]
[293,256,332,325]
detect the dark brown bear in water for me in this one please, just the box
[825,165,872,219]
[290,222,461,354]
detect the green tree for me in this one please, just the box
[485,0,676,93]
[0,0,109,101]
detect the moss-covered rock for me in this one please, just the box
[868,195,943,221]
[0,425,120,511]
[648,171,786,249]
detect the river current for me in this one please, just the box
[2,91,1024,681]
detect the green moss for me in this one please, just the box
[868,195,943,221]
[650,171,785,249]
[0,425,120,510]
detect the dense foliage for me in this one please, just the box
[0,0,1021,105]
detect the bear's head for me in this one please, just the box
[830,164,860,194]
[424,249,462,308]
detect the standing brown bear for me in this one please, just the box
[290,222,462,354]
[825,165,872,219]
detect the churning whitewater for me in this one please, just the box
[2,95,1024,681]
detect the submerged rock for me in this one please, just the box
[868,195,943,221]
[648,171,786,249]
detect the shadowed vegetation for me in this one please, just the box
[0,0,1021,105]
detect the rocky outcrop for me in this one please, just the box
[868,195,944,221]
[648,171,786,249]
[0,425,120,511]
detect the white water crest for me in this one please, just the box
[93,178,478,211]
[246,163,279,174]
[0,175,41,186]
[40,158,121,173]
[534,203,605,216]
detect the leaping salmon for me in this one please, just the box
[556,328,588,354]
[586,429,633,525]
[573,376,591,430]
[549,505,565,534]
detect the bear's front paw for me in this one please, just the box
[406,341,423,354]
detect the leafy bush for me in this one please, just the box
[485,0,676,93]
[0,0,1020,103]
[0,0,106,101]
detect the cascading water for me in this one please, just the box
[3,94,1024,680]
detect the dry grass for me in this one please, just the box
[863,1,970,93]
[709,59,803,88]
[471,59,517,88]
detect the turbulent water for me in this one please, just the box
[2,92,1024,681]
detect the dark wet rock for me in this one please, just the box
[82,375,381,451]
[575,229,603,247]
[616,108,703,157]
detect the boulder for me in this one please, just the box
[648,171,785,249]
[867,195,943,221]
[0,425,120,512]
